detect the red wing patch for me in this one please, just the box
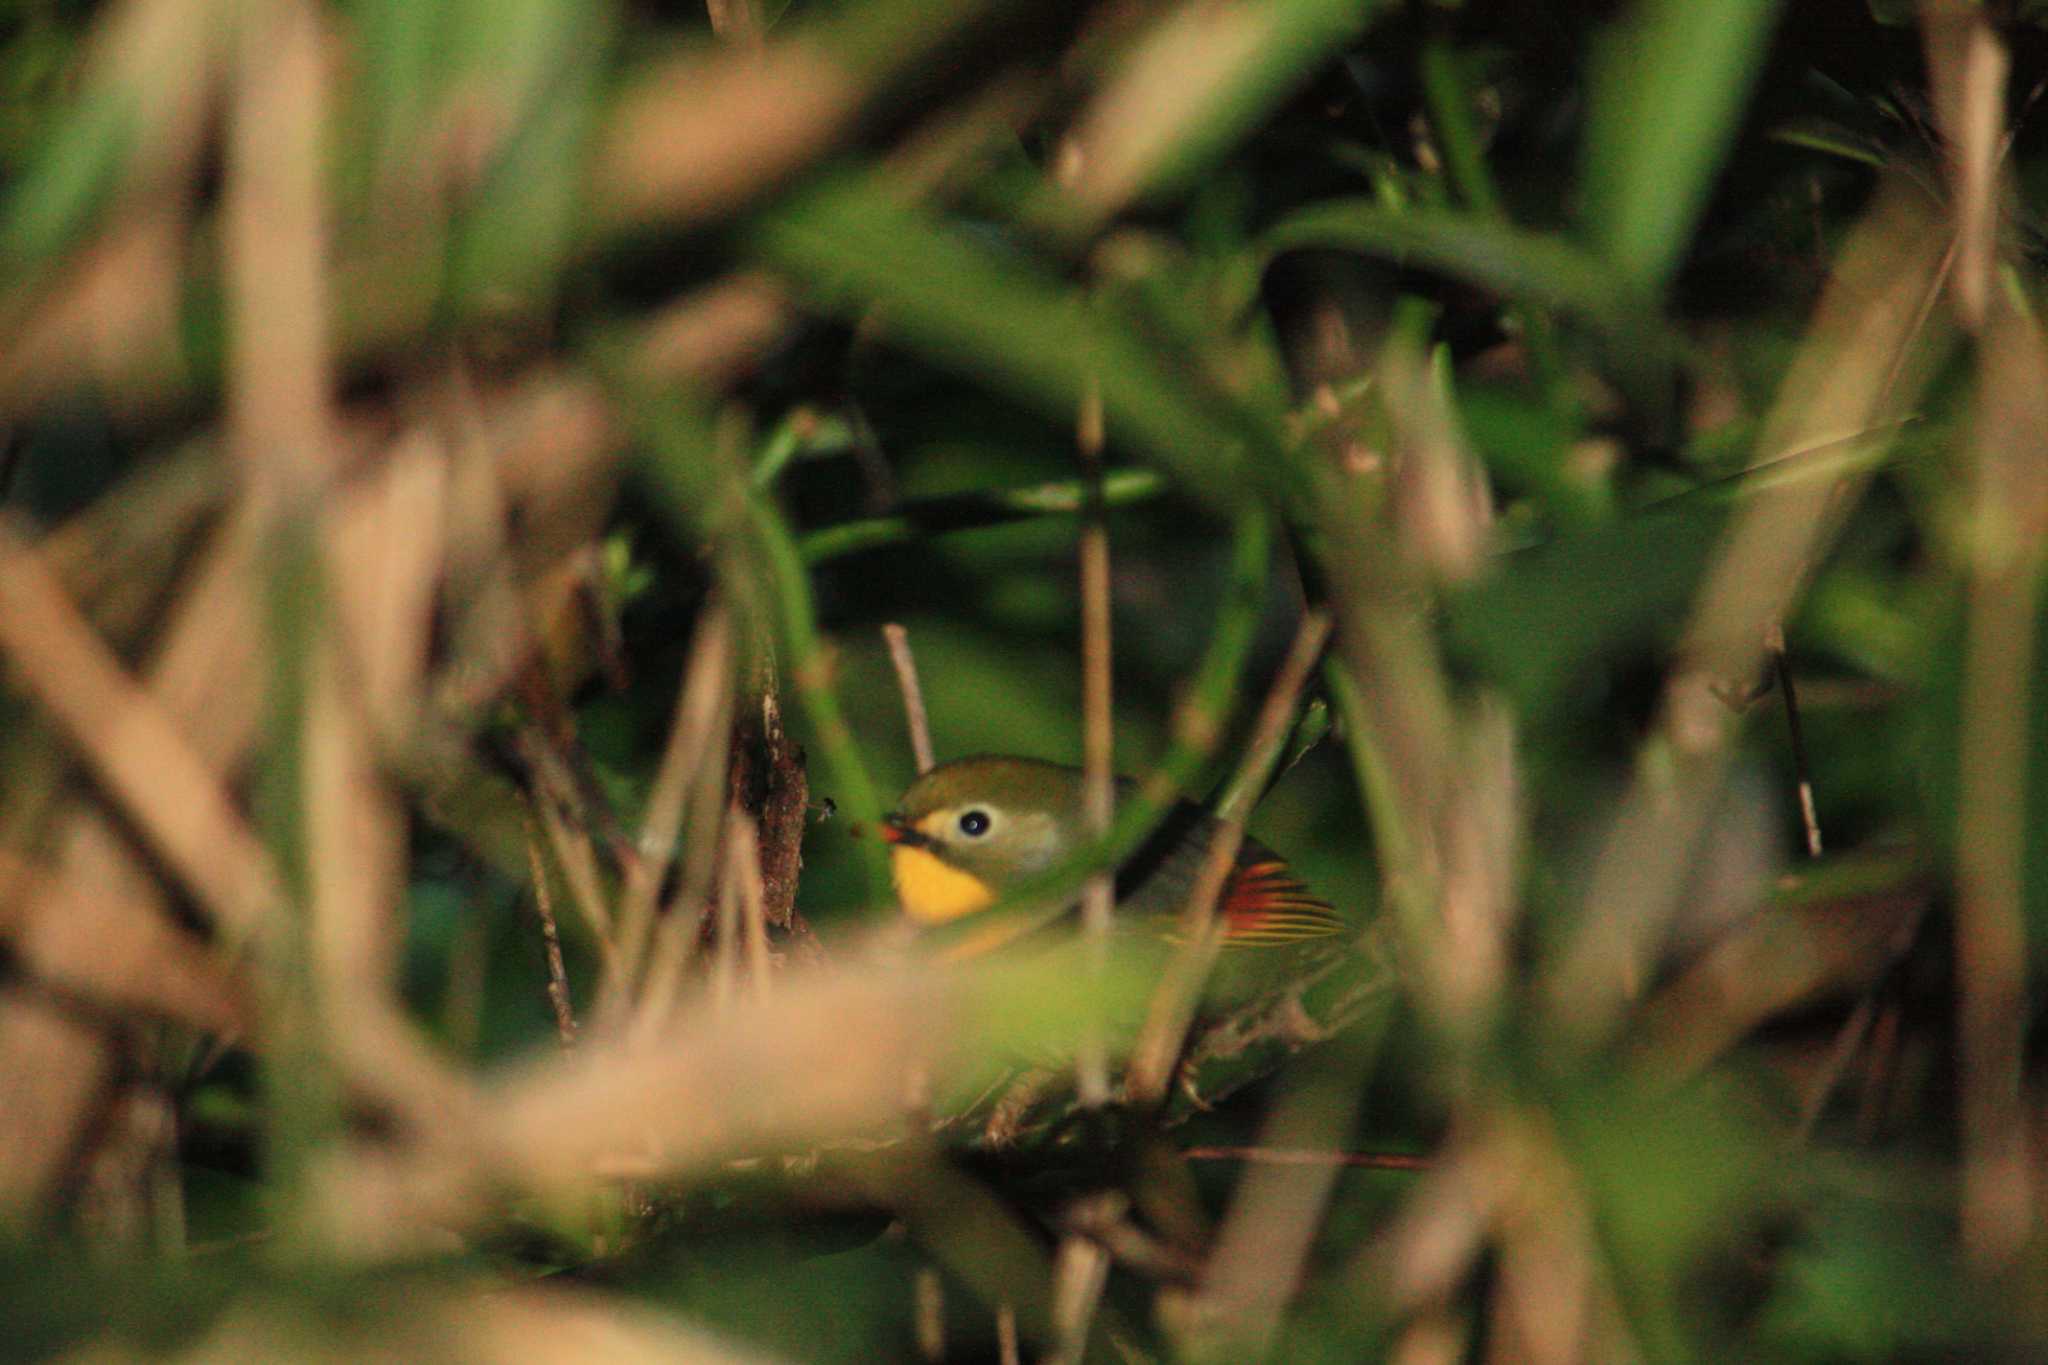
[1220,859,1348,945]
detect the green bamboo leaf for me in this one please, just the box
[756,176,1290,508]
[1260,200,1647,328]
[1581,0,1783,295]
[444,0,614,311]
[0,89,135,286]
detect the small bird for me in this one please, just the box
[879,755,1347,951]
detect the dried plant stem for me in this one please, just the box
[525,818,578,1049]
[525,746,618,954]
[1954,309,2045,1268]
[613,602,733,1013]
[0,521,279,938]
[224,0,334,508]
[0,502,267,1218]
[1038,382,1117,1365]
[1075,381,1113,1109]
[728,814,773,1006]
[1771,639,1823,858]
[1047,1197,1115,1365]
[1184,1146,1431,1171]
[996,1303,1020,1365]
[1922,2,2032,1268]
[633,689,735,1042]
[1794,990,1880,1143]
[883,623,936,774]
[749,482,889,903]
[1922,3,2007,331]
[713,829,741,1017]
[633,393,888,899]
[914,1266,945,1362]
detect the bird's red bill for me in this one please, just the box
[1219,860,1347,944]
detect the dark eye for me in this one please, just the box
[957,809,992,838]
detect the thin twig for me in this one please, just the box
[713,809,742,1016]
[632,685,735,1043]
[914,1266,945,1363]
[1047,1194,1116,1365]
[1043,379,1117,1365]
[525,815,578,1049]
[525,741,619,952]
[883,623,937,775]
[996,1303,1020,1365]
[883,619,938,1113]
[1074,380,1113,1109]
[1770,637,1824,858]
[728,813,773,1007]
[1793,991,1879,1143]
[614,602,733,1012]
[1183,1146,1432,1171]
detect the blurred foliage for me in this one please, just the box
[5,0,2048,1361]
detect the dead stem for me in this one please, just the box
[1183,1146,1432,1171]
[1769,638,1824,858]
[1047,1195,1115,1365]
[1923,0,2033,1270]
[996,1303,1020,1365]
[1075,379,1114,1109]
[728,813,773,1006]
[1954,310,2044,1267]
[520,733,620,962]
[883,622,936,775]
[0,521,279,939]
[224,0,334,509]
[633,685,735,1043]
[914,1265,945,1362]
[614,602,733,1014]
[1922,2,2007,331]
[713,810,741,1017]
[525,814,578,1050]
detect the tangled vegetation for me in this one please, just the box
[3,0,2046,1359]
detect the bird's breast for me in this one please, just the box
[889,845,996,923]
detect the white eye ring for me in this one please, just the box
[957,808,993,838]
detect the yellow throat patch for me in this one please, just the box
[890,844,994,924]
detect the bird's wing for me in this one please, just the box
[1218,855,1349,945]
